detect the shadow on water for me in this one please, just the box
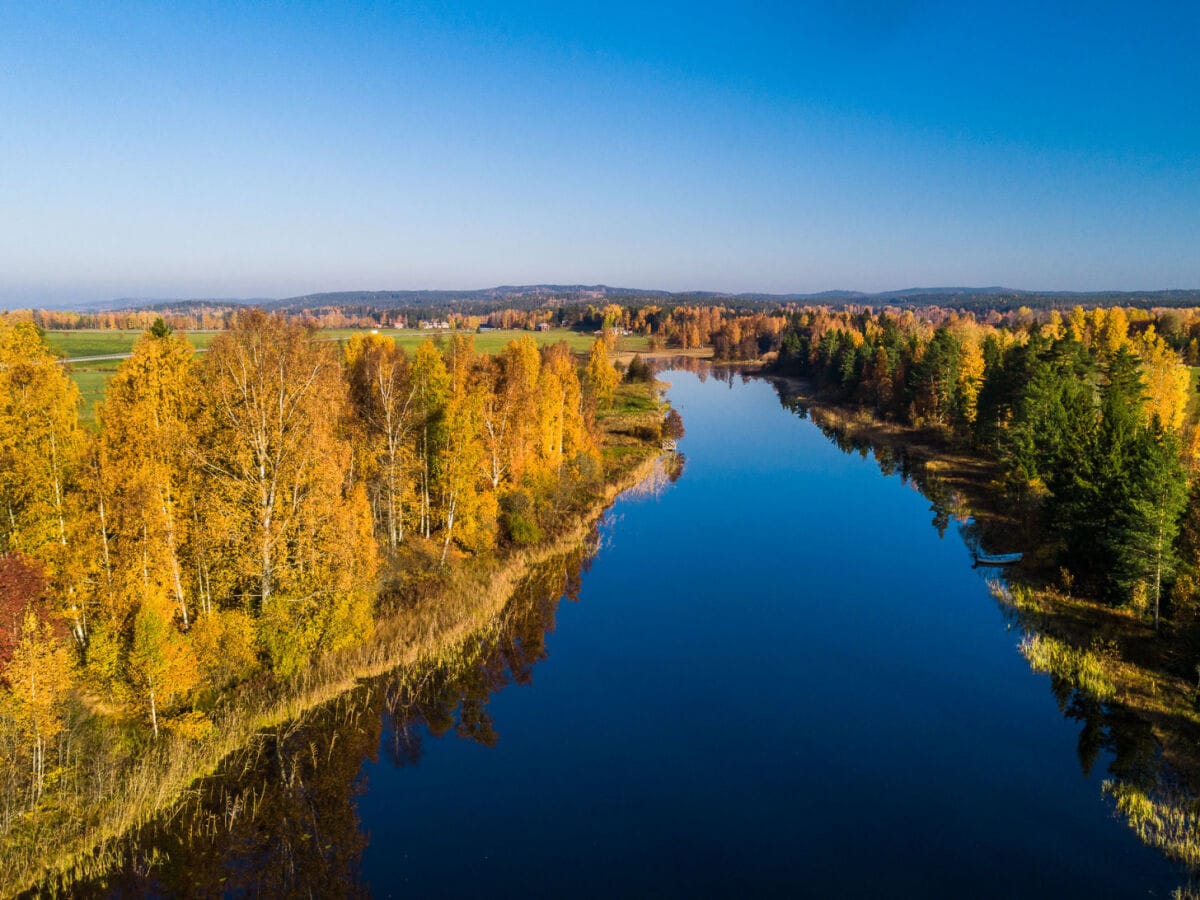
[52,362,1200,894]
[763,367,1200,892]
[58,456,685,898]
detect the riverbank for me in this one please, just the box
[4,393,670,897]
[760,372,1024,545]
[764,371,1200,874]
[612,347,713,366]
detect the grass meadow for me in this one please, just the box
[51,327,650,425]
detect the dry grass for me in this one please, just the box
[1106,780,1200,871]
[774,376,1200,880]
[1,449,664,897]
[1019,632,1117,702]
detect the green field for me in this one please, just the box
[70,361,121,423]
[47,327,646,360]
[44,329,221,358]
[318,327,648,356]
[53,327,648,426]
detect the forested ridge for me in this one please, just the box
[0,310,666,893]
[770,305,1199,616]
[758,304,1200,872]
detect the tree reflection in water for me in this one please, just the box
[767,373,1200,887]
[67,545,599,898]
[67,363,1200,893]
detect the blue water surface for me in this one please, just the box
[355,370,1183,897]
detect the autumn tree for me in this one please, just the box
[537,343,592,472]
[584,336,619,408]
[662,408,686,441]
[0,554,47,678]
[0,323,83,602]
[1137,326,1190,433]
[5,610,73,798]
[346,333,419,553]
[127,590,199,738]
[437,348,494,562]
[410,340,450,540]
[487,336,542,489]
[1095,306,1130,358]
[98,321,199,629]
[955,333,986,427]
[198,312,377,676]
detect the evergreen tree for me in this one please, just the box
[1113,422,1188,628]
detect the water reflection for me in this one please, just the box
[60,365,1197,895]
[70,544,605,897]
[766,372,1199,886]
[770,377,1028,552]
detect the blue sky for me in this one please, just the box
[2,1,1198,303]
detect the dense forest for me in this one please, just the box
[770,305,1200,623]
[0,311,665,891]
[23,285,1200,330]
[14,295,1200,888]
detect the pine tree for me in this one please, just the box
[1113,423,1188,629]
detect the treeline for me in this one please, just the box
[0,311,632,840]
[12,307,240,332]
[774,306,1200,619]
[70,545,592,895]
[17,301,795,353]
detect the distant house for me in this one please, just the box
[418,319,451,330]
[536,322,551,331]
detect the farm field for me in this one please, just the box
[44,329,221,358]
[47,327,646,360]
[52,327,649,424]
[310,327,648,355]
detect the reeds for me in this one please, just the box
[2,449,664,896]
[1019,632,1116,702]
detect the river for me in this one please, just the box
[76,367,1185,897]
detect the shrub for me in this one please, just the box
[500,490,543,546]
[633,423,662,443]
[624,354,653,383]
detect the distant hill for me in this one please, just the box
[264,284,1200,315]
[131,298,269,312]
[74,284,1200,317]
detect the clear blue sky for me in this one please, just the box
[2,1,1198,304]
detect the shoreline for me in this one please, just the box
[7,444,666,896]
[759,368,1200,867]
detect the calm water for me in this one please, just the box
[88,369,1185,897]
